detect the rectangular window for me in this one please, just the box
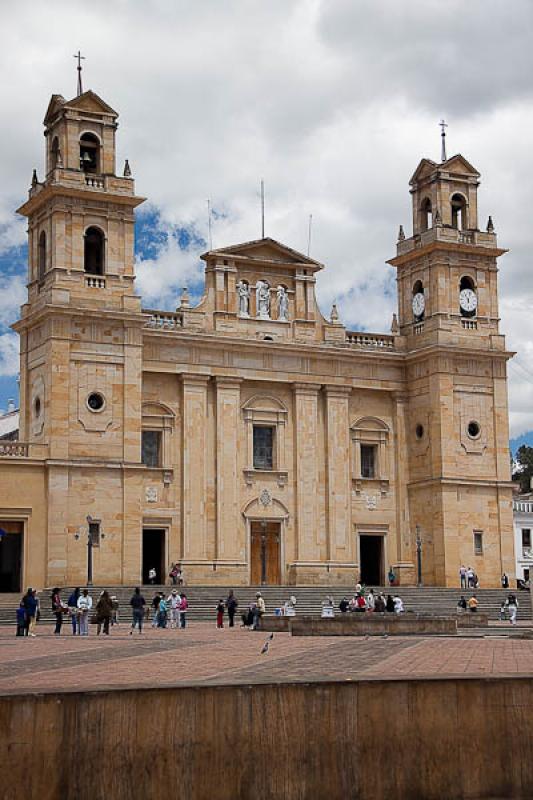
[522,529,531,553]
[142,430,162,468]
[88,521,101,548]
[253,426,274,470]
[360,444,377,479]
[473,531,483,556]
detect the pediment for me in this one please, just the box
[410,154,479,186]
[441,153,479,177]
[64,90,118,118]
[409,158,438,186]
[203,237,323,269]
[43,94,66,125]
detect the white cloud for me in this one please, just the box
[1,0,533,433]
[0,333,19,376]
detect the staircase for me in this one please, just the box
[1,585,530,626]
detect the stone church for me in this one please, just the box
[0,86,515,591]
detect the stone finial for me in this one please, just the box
[31,169,38,187]
[434,208,442,226]
[398,225,405,242]
[486,215,494,233]
[330,302,340,324]
[123,159,132,177]
[180,287,190,308]
[391,312,399,334]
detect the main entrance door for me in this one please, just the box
[0,522,23,592]
[142,528,166,585]
[359,534,383,586]
[250,521,281,585]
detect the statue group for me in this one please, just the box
[236,281,289,321]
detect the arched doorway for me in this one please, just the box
[243,494,288,585]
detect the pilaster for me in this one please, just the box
[215,377,243,561]
[324,385,352,562]
[180,374,210,560]
[293,383,321,561]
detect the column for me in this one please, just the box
[215,377,242,561]
[324,385,352,561]
[181,374,210,560]
[293,383,321,561]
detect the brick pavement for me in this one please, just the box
[1,623,532,695]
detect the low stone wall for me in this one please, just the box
[287,613,457,636]
[456,613,489,628]
[1,676,533,799]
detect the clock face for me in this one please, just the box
[412,292,425,319]
[459,288,477,313]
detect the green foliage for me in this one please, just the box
[513,445,533,493]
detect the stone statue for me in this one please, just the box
[236,280,250,317]
[277,286,289,321]
[256,280,270,318]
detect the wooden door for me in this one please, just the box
[250,522,281,585]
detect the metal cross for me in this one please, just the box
[73,50,85,97]
[439,119,448,162]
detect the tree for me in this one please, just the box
[512,445,533,493]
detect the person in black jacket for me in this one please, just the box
[226,590,238,627]
[385,594,395,613]
[130,587,146,635]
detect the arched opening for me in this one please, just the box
[79,133,100,174]
[451,193,467,230]
[459,275,477,317]
[460,275,475,292]
[420,197,432,231]
[412,280,425,320]
[51,137,60,169]
[38,231,46,282]
[84,227,105,275]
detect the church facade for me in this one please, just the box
[0,87,516,590]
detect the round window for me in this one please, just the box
[87,392,105,412]
[467,420,480,439]
[415,424,424,440]
[34,397,41,417]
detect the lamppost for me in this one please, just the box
[74,516,104,586]
[415,525,423,587]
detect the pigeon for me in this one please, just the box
[260,633,274,654]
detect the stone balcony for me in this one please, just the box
[397,225,498,257]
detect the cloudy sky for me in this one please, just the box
[1,0,533,441]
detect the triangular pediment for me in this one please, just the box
[64,90,118,117]
[202,237,323,269]
[441,153,479,177]
[409,158,438,186]
[43,94,66,125]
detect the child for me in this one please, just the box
[16,602,26,636]
[216,599,224,629]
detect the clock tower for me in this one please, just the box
[388,153,515,585]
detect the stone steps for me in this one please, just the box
[1,585,529,625]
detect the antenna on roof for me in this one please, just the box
[73,50,85,97]
[307,214,313,257]
[439,119,448,162]
[260,179,265,239]
[207,199,213,250]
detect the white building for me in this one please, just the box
[513,494,533,585]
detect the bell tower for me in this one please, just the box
[14,86,145,465]
[388,152,515,586]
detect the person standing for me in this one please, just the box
[216,599,225,629]
[51,588,65,635]
[148,567,157,585]
[501,573,509,589]
[226,590,238,628]
[388,566,396,587]
[68,588,81,635]
[129,587,146,635]
[253,592,265,630]
[157,595,168,628]
[179,593,189,629]
[16,601,26,636]
[95,590,113,635]
[22,588,38,637]
[466,566,475,588]
[167,589,180,629]
[169,563,178,585]
[507,593,519,625]
[459,565,467,589]
[77,589,92,636]
[151,593,162,627]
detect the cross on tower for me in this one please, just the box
[439,119,448,162]
[73,50,85,97]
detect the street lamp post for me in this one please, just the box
[416,525,423,587]
[74,517,104,586]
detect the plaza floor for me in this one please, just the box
[1,621,533,695]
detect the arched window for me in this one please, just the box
[84,227,105,275]
[420,197,432,231]
[451,193,467,230]
[51,137,60,169]
[79,133,100,174]
[38,231,46,282]
[460,275,475,292]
